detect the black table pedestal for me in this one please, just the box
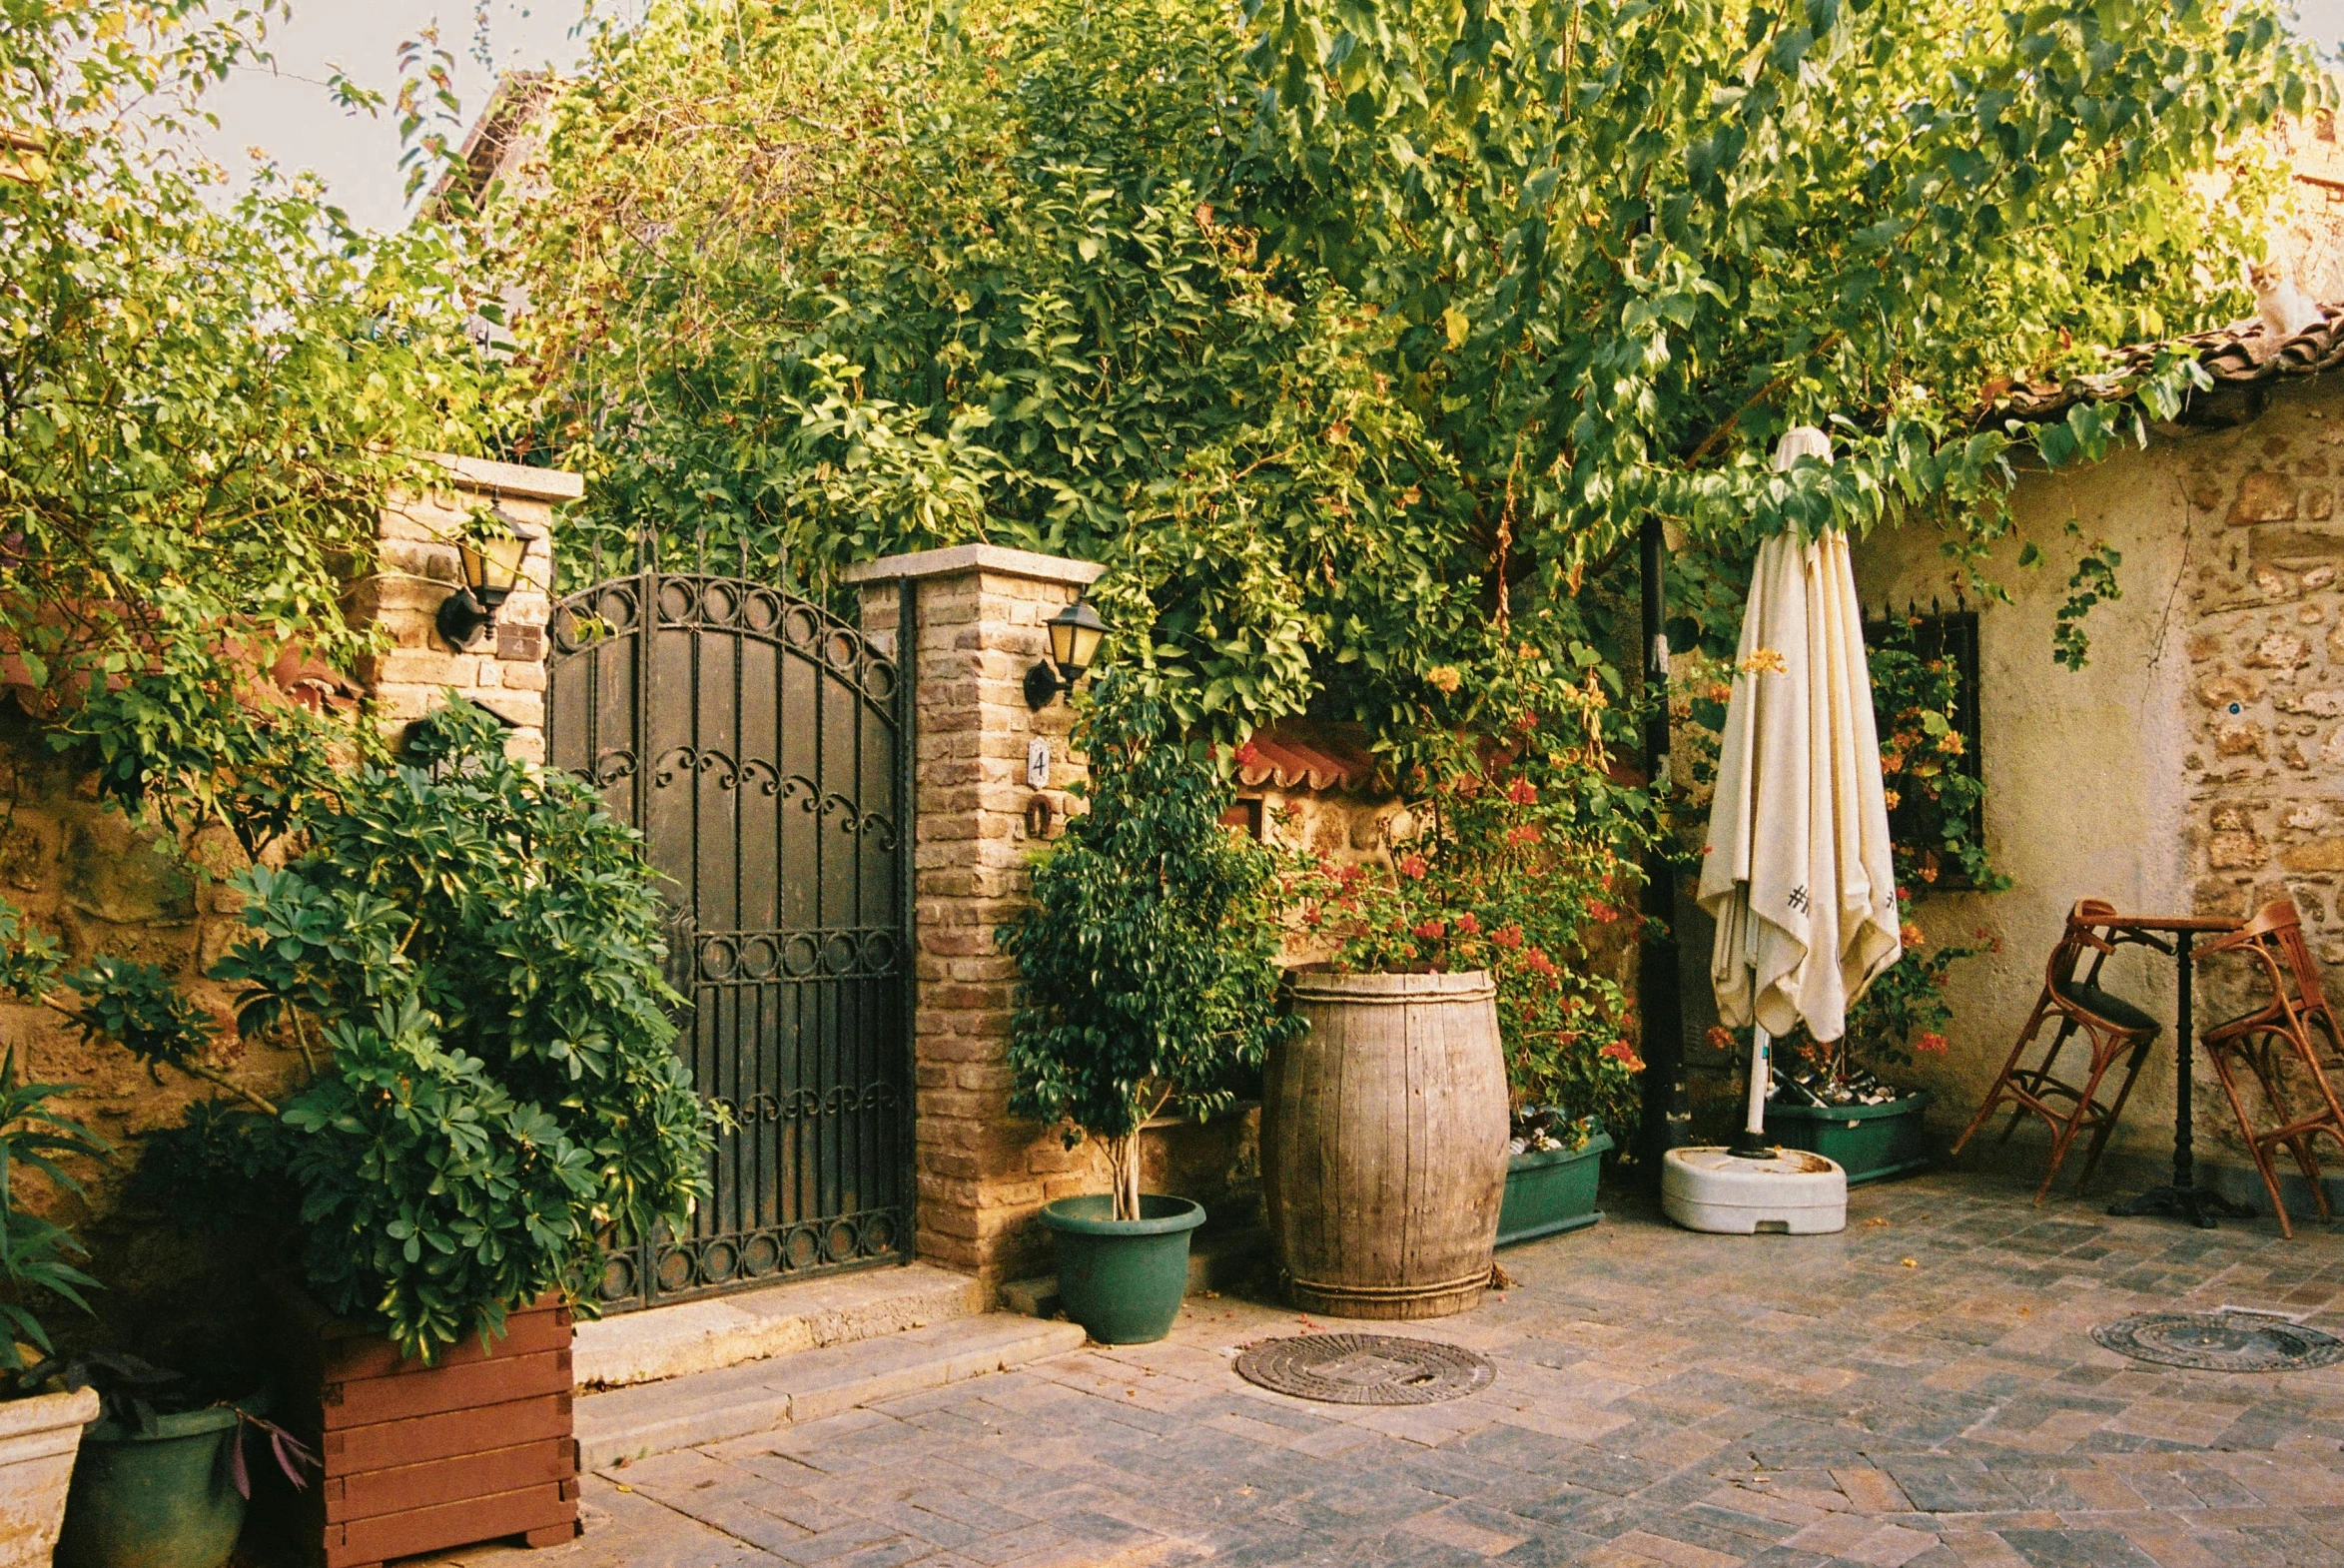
[2108,928,2256,1229]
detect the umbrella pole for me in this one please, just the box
[1727,1025,1777,1160]
[1636,514,1691,1184]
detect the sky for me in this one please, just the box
[194,1,629,230]
[201,0,2344,235]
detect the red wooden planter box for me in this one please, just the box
[271,1287,579,1568]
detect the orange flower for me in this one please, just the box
[1492,924,1525,950]
[1454,912,1481,935]
[1916,1032,1950,1054]
[1589,900,1619,923]
[1900,922,1925,951]
[1506,777,1538,805]
[1398,853,1427,879]
[1411,920,1446,941]
[1601,1041,1645,1071]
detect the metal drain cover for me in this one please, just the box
[1234,1333,1495,1405]
[2091,1311,2344,1372]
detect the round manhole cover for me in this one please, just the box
[2091,1311,2344,1372]
[1234,1333,1496,1405]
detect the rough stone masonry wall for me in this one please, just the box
[1852,379,2344,1179]
[0,456,571,1357]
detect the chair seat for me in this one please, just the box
[2055,983,2160,1035]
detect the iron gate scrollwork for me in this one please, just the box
[545,545,913,1308]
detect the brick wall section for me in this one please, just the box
[345,454,576,761]
[848,545,1108,1286]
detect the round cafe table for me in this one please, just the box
[2100,912,2256,1229]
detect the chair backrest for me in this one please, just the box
[2045,898,2124,993]
[2226,898,2336,1037]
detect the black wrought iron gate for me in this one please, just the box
[545,550,913,1309]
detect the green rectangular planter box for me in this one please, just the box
[1497,1129,1611,1247]
[1764,1089,1933,1184]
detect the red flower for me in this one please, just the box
[1504,824,1540,847]
[1588,900,1618,923]
[1916,1032,1950,1055]
[1525,948,1558,977]
[1514,710,1539,732]
[1492,924,1524,950]
[1506,778,1538,805]
[1601,1040,1645,1071]
[1398,853,1428,879]
[1338,863,1366,886]
[1412,920,1447,941]
[1454,912,1481,935]
[1234,739,1262,766]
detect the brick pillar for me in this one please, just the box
[846,544,1108,1288]
[349,454,579,760]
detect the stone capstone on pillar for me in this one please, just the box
[845,544,1110,1286]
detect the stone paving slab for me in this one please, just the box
[424,1169,2344,1567]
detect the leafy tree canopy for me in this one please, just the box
[490,0,2320,738]
[1,0,489,814]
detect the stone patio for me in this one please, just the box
[432,1166,2344,1568]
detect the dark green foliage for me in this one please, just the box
[62,701,712,1360]
[1000,677,1301,1215]
[199,701,711,1357]
[0,1052,109,1370]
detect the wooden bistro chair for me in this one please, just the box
[1951,898,2167,1203]
[2193,899,2344,1238]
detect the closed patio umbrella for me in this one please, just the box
[1696,427,1903,1160]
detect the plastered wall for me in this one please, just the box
[1853,378,2344,1179]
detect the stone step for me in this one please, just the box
[576,1312,1085,1471]
[998,1222,1267,1319]
[574,1262,987,1389]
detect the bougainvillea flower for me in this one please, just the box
[1411,920,1446,940]
[1588,900,1618,923]
[1398,853,1427,879]
[1492,924,1524,949]
[1454,912,1480,935]
[1506,777,1538,804]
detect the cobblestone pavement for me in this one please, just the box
[442,1168,2344,1568]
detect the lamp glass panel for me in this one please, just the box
[1048,613,1077,669]
[478,534,529,593]
[1067,619,1105,671]
[455,539,488,593]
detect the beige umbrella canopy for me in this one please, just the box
[1697,426,1903,1151]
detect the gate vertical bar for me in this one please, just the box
[896,578,919,1262]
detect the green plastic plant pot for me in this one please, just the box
[1765,1090,1933,1185]
[57,1400,252,1568]
[1497,1129,1612,1247]
[1039,1193,1206,1344]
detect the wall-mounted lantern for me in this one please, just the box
[435,504,532,649]
[1024,594,1107,709]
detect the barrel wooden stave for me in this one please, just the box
[1264,971,1508,1320]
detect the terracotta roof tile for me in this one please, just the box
[1233,721,1382,794]
[1990,305,2344,425]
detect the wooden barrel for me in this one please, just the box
[1263,970,1509,1319]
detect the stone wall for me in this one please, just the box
[1852,378,2344,1182]
[0,457,573,1356]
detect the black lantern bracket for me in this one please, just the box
[435,498,537,650]
[1025,594,1108,710]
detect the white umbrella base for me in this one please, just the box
[1661,1147,1848,1234]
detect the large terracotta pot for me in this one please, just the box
[1263,970,1509,1319]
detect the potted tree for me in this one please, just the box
[42,700,711,1565]
[1001,677,1297,1345]
[0,1030,107,1568]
